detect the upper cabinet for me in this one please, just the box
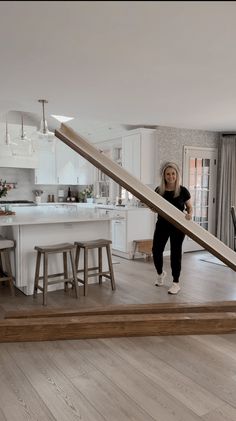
[122,128,156,185]
[34,139,56,184]
[55,138,79,185]
[34,137,95,185]
[76,155,95,185]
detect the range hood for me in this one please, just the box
[0,155,38,169]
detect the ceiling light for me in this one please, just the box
[37,99,54,141]
[51,114,74,123]
[12,113,33,156]
[19,114,31,142]
[1,115,17,156]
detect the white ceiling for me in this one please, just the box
[1,1,236,138]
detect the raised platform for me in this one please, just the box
[1,301,236,342]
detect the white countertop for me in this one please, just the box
[0,204,124,226]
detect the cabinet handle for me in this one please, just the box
[77,177,79,184]
[57,176,59,184]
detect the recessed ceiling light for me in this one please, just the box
[51,115,74,123]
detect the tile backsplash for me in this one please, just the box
[0,168,83,202]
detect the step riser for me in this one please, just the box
[1,316,236,342]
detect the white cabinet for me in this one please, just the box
[55,139,79,185]
[112,219,126,251]
[122,128,156,185]
[34,141,56,184]
[77,155,95,185]
[34,138,95,185]
[111,207,155,259]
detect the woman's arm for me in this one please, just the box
[185,199,193,220]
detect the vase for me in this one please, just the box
[86,198,94,203]
[35,196,41,204]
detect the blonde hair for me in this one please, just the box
[158,162,181,197]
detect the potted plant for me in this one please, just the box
[0,180,12,200]
[82,185,94,203]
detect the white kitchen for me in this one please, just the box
[0,110,227,299]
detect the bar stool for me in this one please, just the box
[33,242,79,306]
[74,239,116,296]
[0,235,15,295]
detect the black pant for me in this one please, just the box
[152,221,185,282]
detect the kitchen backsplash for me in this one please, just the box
[0,167,87,202]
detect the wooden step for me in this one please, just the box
[1,310,236,342]
[5,301,236,319]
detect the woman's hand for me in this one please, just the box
[185,199,193,221]
[185,213,192,220]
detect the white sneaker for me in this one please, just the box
[168,283,181,294]
[155,270,167,286]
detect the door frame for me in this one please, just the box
[183,146,218,252]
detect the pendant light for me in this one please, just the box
[2,114,17,156]
[19,114,31,143]
[37,99,54,141]
[12,113,33,156]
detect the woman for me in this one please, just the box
[152,162,193,294]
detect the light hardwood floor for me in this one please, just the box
[0,251,235,420]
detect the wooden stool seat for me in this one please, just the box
[75,238,116,296]
[133,239,153,261]
[33,242,79,306]
[0,235,15,295]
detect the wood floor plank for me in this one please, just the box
[0,407,7,421]
[99,336,222,417]
[5,342,106,421]
[69,338,204,421]
[0,345,55,421]
[32,341,155,421]
[132,336,236,408]
[188,334,236,363]
[202,403,236,421]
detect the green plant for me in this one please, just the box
[82,185,94,198]
[0,179,12,198]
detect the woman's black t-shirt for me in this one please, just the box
[155,185,191,223]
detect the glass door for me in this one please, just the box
[183,146,218,252]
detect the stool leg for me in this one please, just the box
[43,252,48,306]
[0,252,3,275]
[98,247,102,285]
[34,251,41,298]
[84,247,88,296]
[69,249,79,299]
[63,252,68,292]
[4,249,15,296]
[106,245,116,290]
[132,242,137,260]
[75,245,80,271]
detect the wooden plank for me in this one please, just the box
[4,301,236,319]
[55,124,236,271]
[0,312,236,342]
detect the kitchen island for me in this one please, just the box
[0,204,120,295]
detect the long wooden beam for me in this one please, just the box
[55,124,236,271]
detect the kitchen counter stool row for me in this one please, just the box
[0,237,116,305]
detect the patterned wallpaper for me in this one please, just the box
[154,125,220,185]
